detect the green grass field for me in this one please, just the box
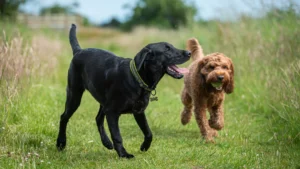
[1,8,300,169]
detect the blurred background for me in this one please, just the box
[0,0,299,29]
[1,0,300,168]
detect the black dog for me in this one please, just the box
[56,24,191,158]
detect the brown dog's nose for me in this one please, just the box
[217,75,224,81]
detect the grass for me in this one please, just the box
[1,6,300,169]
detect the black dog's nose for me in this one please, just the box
[185,51,191,57]
[217,75,224,81]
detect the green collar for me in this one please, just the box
[130,59,153,92]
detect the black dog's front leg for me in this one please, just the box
[134,113,152,151]
[106,112,134,158]
[96,105,113,150]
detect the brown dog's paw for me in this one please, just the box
[181,110,192,125]
[202,129,218,143]
[209,119,224,131]
[211,129,218,137]
[204,136,215,143]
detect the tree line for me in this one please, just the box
[0,0,198,30]
[1,0,298,30]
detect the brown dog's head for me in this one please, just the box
[199,53,234,93]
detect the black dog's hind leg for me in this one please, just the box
[56,67,84,150]
[105,111,134,158]
[134,113,153,151]
[56,86,83,150]
[96,105,113,149]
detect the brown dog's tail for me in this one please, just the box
[186,38,204,61]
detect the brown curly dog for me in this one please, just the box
[180,38,234,142]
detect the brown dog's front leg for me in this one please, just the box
[194,106,217,143]
[106,112,134,158]
[208,105,224,130]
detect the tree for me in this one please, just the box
[0,0,27,20]
[123,0,197,30]
[40,4,73,15]
[39,1,79,15]
[100,17,121,28]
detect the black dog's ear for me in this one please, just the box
[136,53,147,70]
[135,48,151,70]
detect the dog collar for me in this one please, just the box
[130,59,153,92]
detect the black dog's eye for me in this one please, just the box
[165,46,170,51]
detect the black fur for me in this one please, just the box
[56,24,191,158]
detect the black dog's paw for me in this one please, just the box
[140,140,152,151]
[101,137,114,150]
[56,138,66,151]
[101,139,114,150]
[119,152,135,159]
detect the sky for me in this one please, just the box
[20,0,300,24]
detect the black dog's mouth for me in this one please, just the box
[166,65,189,79]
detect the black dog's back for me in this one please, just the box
[71,48,131,104]
[68,24,131,104]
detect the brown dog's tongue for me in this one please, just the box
[169,65,189,74]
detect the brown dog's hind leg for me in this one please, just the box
[180,89,193,125]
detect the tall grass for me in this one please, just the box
[212,8,300,144]
[0,28,62,130]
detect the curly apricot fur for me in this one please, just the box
[180,38,234,142]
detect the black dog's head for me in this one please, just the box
[134,42,191,84]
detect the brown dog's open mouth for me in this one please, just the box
[211,82,223,91]
[166,65,189,79]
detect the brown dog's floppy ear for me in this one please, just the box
[198,57,208,74]
[135,48,151,70]
[224,60,234,94]
[198,57,209,85]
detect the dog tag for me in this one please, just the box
[150,97,158,102]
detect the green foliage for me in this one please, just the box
[82,16,91,27]
[122,0,197,30]
[209,6,300,145]
[0,0,27,20]
[40,3,73,15]
[101,17,122,28]
[265,4,300,21]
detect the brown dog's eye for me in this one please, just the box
[209,65,215,69]
[222,65,228,69]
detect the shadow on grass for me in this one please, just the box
[152,126,200,140]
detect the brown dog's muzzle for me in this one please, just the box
[207,71,228,83]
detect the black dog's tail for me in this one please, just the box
[69,24,81,55]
